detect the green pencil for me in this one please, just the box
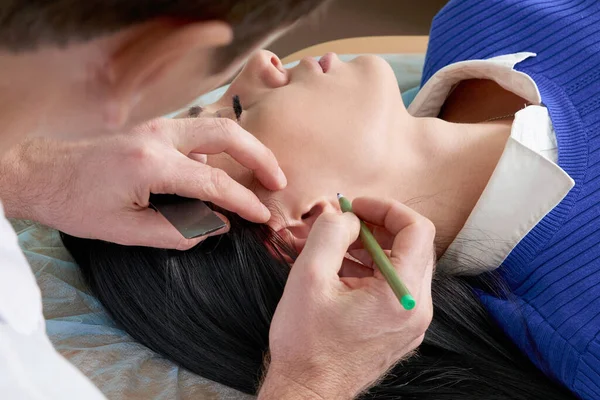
[337,194,416,311]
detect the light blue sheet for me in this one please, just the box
[14,53,424,400]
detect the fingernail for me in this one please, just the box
[277,167,287,188]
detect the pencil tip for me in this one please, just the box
[337,193,343,199]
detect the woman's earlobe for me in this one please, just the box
[273,227,305,254]
[284,223,311,245]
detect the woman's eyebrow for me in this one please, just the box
[188,106,204,118]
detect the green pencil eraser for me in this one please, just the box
[401,295,416,310]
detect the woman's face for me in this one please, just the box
[202,50,405,242]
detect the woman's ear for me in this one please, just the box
[284,199,340,251]
[102,20,233,128]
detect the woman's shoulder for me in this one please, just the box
[422,0,600,85]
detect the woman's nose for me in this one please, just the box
[226,50,288,109]
[246,50,289,89]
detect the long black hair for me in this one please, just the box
[61,211,576,399]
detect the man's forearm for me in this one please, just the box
[0,138,74,223]
[0,139,35,219]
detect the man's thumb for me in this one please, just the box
[293,212,360,281]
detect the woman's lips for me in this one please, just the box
[301,56,323,73]
[299,53,336,74]
[318,52,336,73]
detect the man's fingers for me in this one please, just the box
[348,224,395,251]
[352,197,425,236]
[293,213,360,283]
[339,256,374,278]
[162,157,271,223]
[188,152,208,163]
[115,209,230,250]
[169,118,286,191]
[386,215,436,302]
[347,249,390,269]
[352,197,436,304]
[357,224,396,250]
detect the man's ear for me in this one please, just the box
[104,20,233,128]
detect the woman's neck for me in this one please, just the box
[382,79,528,256]
[385,117,512,256]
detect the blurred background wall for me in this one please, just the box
[268,0,449,57]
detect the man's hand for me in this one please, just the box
[259,197,435,400]
[0,117,286,249]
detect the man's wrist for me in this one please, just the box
[259,370,326,400]
[258,362,358,400]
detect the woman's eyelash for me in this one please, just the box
[232,95,242,121]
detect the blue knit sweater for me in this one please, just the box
[422,1,600,398]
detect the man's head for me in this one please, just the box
[0,0,326,139]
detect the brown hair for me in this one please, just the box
[0,0,327,67]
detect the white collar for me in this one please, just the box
[408,53,575,274]
[409,52,542,115]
